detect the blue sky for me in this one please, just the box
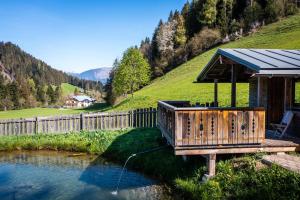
[0,0,186,73]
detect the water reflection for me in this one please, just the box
[0,151,171,200]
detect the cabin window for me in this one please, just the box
[295,81,300,106]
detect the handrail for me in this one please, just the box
[158,100,266,147]
[159,100,265,111]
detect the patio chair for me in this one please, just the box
[270,111,294,138]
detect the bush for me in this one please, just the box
[265,0,284,23]
[285,2,298,16]
[175,156,300,200]
[187,27,221,57]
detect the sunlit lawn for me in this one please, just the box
[0,103,109,119]
[109,14,300,111]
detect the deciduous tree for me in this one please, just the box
[113,48,150,97]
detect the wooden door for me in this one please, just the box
[268,77,285,125]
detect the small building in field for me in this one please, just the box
[65,95,95,108]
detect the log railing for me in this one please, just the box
[158,101,265,147]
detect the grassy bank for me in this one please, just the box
[0,128,299,199]
[109,13,300,111]
[0,103,109,119]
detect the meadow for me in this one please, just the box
[0,103,108,119]
[110,14,300,111]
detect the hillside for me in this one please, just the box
[71,67,112,84]
[60,83,82,97]
[110,14,300,111]
[0,42,103,111]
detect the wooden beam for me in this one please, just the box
[214,79,218,107]
[207,154,216,176]
[231,65,237,107]
[257,77,261,107]
[284,78,293,111]
[222,56,237,65]
[175,146,300,155]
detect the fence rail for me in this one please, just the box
[0,108,157,136]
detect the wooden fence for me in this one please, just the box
[0,108,157,136]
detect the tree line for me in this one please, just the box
[0,42,103,111]
[106,0,298,104]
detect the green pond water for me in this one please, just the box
[0,151,171,200]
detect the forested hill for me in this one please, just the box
[0,42,101,88]
[0,42,102,111]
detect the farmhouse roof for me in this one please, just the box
[72,95,94,102]
[197,48,300,82]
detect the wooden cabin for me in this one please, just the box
[158,49,300,176]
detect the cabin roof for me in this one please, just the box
[72,95,94,102]
[197,48,300,82]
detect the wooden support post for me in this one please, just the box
[207,154,216,176]
[202,154,216,181]
[35,117,39,134]
[284,78,287,112]
[257,77,261,107]
[231,65,236,107]
[284,78,293,112]
[80,113,84,130]
[214,79,218,107]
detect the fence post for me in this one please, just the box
[35,117,39,134]
[80,113,84,131]
[153,108,157,127]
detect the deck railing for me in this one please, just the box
[158,101,265,147]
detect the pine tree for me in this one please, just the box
[216,0,234,35]
[74,88,79,95]
[37,85,46,104]
[200,0,218,26]
[8,82,20,109]
[139,37,152,62]
[174,12,187,47]
[105,59,119,105]
[187,0,204,37]
[54,85,62,103]
[46,85,55,104]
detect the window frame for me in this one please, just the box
[293,79,300,108]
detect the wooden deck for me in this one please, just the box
[158,101,300,156]
[174,134,300,155]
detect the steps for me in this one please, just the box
[262,153,300,173]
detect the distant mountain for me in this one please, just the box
[72,67,112,84]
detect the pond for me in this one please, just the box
[0,151,172,200]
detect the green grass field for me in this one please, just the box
[0,108,81,119]
[60,83,82,97]
[110,14,300,111]
[0,83,104,119]
[0,103,108,119]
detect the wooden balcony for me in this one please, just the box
[157,101,300,156]
[158,100,265,147]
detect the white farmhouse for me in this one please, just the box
[65,95,95,108]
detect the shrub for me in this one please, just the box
[187,27,221,57]
[265,0,282,23]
